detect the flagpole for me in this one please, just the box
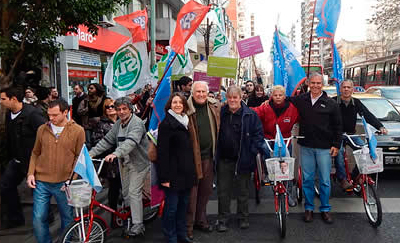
[304,0,317,93]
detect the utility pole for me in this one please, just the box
[150,0,156,66]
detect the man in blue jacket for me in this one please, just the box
[215,85,266,232]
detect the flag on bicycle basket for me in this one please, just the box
[74,144,102,192]
[315,0,341,39]
[361,116,378,161]
[273,124,289,158]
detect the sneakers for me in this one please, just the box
[215,220,228,232]
[128,223,145,236]
[239,218,249,229]
[340,179,352,190]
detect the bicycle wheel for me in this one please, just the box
[277,194,287,238]
[362,182,382,227]
[61,217,106,243]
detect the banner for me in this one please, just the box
[272,29,306,96]
[332,41,344,95]
[170,0,211,54]
[209,7,230,57]
[236,36,264,58]
[207,56,238,78]
[315,0,341,39]
[114,9,148,43]
[74,145,102,192]
[104,39,152,99]
[193,71,221,92]
[362,116,378,161]
[273,124,290,158]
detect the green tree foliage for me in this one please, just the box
[0,0,130,87]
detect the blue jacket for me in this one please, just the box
[215,101,266,174]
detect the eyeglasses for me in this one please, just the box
[105,105,115,109]
[88,87,95,90]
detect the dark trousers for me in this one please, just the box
[162,188,190,243]
[186,158,213,234]
[108,175,122,210]
[217,159,251,222]
[1,159,25,225]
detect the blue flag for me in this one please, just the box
[273,30,306,96]
[332,41,344,95]
[148,51,175,143]
[74,144,102,192]
[362,116,378,161]
[273,124,289,158]
[315,0,341,39]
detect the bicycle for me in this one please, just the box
[61,159,164,243]
[254,135,303,238]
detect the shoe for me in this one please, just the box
[194,224,213,232]
[128,223,145,236]
[321,212,333,224]
[239,218,249,229]
[340,179,352,190]
[304,210,313,223]
[215,220,228,232]
[178,236,193,243]
[288,194,297,207]
[187,232,194,240]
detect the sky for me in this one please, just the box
[248,0,377,72]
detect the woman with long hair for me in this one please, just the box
[247,84,269,107]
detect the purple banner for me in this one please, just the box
[236,36,264,58]
[193,71,222,92]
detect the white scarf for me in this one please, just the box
[168,109,189,129]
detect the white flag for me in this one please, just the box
[104,39,152,99]
[209,7,230,57]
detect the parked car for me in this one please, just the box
[322,86,337,97]
[365,86,400,111]
[353,93,400,168]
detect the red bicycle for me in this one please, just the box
[61,159,164,243]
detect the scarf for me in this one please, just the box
[168,109,189,129]
[88,95,103,110]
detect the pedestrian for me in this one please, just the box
[157,93,196,243]
[49,87,59,101]
[27,99,85,243]
[23,86,38,105]
[215,85,266,232]
[89,97,150,236]
[252,85,299,206]
[247,84,268,108]
[0,86,46,229]
[78,83,107,148]
[332,80,387,187]
[289,72,342,224]
[186,81,220,240]
[72,84,88,126]
[177,76,193,100]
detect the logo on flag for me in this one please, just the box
[362,116,378,161]
[74,144,102,192]
[114,9,148,43]
[273,124,290,158]
[315,0,341,39]
[211,7,230,57]
[332,41,344,95]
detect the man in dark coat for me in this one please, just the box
[0,86,46,229]
[72,84,87,126]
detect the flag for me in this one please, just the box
[209,7,230,57]
[362,116,378,161]
[272,29,306,96]
[332,41,344,95]
[74,144,102,192]
[114,9,148,43]
[273,124,290,158]
[315,0,341,39]
[104,39,152,99]
[170,0,211,54]
[148,50,176,142]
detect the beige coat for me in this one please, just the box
[187,97,221,180]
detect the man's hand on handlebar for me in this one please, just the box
[379,127,388,135]
[330,147,339,157]
[104,154,117,163]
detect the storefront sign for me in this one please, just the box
[67,25,130,53]
[236,36,264,58]
[193,72,221,92]
[207,56,238,79]
[68,69,98,78]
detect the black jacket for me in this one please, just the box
[216,102,266,174]
[247,95,268,108]
[157,113,196,191]
[290,92,342,149]
[332,96,383,134]
[6,104,47,170]
[72,93,88,125]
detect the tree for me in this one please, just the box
[0,0,131,88]
[369,0,400,31]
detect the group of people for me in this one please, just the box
[0,70,388,243]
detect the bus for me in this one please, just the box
[344,54,400,89]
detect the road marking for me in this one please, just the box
[206,198,400,214]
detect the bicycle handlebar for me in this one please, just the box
[342,133,365,149]
[264,135,305,153]
[92,158,106,176]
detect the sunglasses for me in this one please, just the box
[105,105,115,109]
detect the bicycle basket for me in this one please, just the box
[353,147,383,174]
[265,157,295,182]
[65,179,93,208]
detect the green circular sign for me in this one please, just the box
[112,44,143,91]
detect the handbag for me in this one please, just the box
[148,140,157,163]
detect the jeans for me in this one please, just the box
[334,136,365,181]
[300,146,332,212]
[217,159,251,222]
[33,181,73,243]
[1,159,26,225]
[162,188,190,243]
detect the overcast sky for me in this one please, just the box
[248,0,377,71]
